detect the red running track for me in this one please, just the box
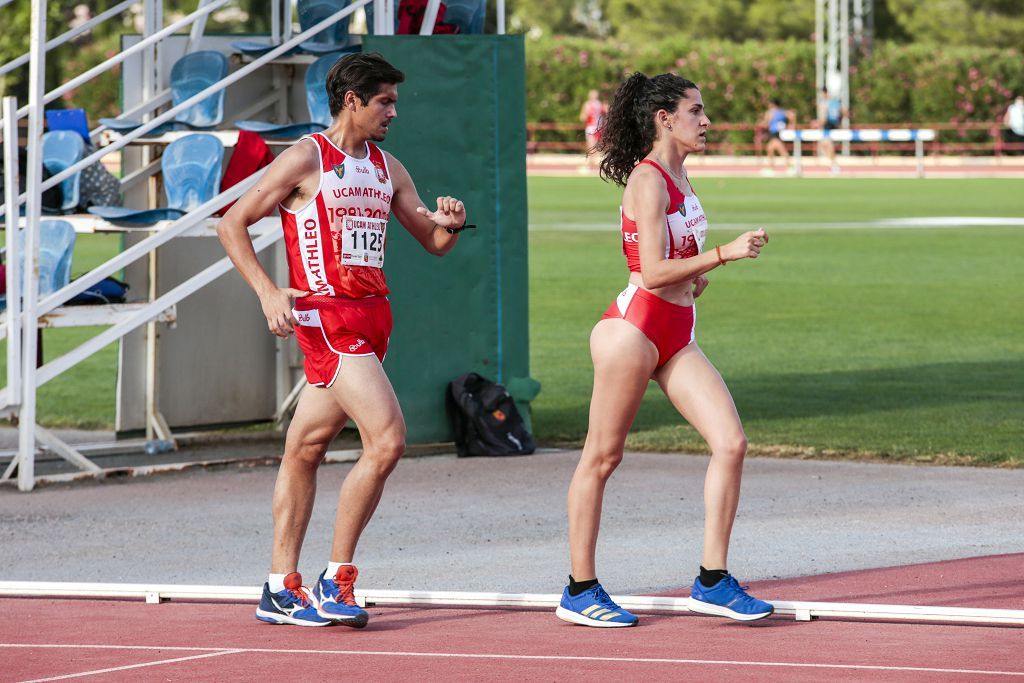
[3,554,1022,682]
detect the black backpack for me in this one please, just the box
[446,372,535,457]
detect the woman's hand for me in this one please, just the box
[693,274,710,298]
[722,228,769,262]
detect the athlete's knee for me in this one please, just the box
[362,428,405,477]
[284,436,330,468]
[710,432,747,466]
[581,440,625,479]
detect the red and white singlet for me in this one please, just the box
[282,133,396,386]
[280,133,394,299]
[603,159,709,367]
[620,159,707,271]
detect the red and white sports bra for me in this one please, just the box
[620,159,708,273]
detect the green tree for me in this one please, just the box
[885,0,1024,48]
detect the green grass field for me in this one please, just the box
[4,178,1022,465]
[0,234,122,429]
[529,177,1024,466]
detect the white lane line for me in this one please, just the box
[3,644,1022,677]
[17,649,244,682]
[529,217,1024,231]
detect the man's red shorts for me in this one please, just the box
[292,295,392,387]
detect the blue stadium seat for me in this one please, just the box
[233,0,357,55]
[87,134,224,224]
[41,130,85,213]
[36,219,77,297]
[0,219,77,310]
[100,51,229,135]
[297,0,354,52]
[443,0,485,34]
[236,50,353,137]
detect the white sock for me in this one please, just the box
[268,573,287,593]
[325,561,353,578]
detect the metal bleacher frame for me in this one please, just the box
[0,0,492,491]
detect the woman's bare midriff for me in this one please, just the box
[627,272,694,307]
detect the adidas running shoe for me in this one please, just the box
[313,564,369,628]
[555,583,639,627]
[688,573,774,621]
[255,572,331,627]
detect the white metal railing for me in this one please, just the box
[0,0,141,78]
[0,0,374,218]
[2,0,504,490]
[9,1,231,123]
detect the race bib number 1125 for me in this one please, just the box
[340,216,387,268]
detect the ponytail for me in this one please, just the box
[597,72,699,187]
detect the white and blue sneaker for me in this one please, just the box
[688,573,774,621]
[555,583,639,627]
[313,564,369,628]
[255,572,331,627]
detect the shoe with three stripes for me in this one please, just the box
[555,583,639,627]
[687,573,774,621]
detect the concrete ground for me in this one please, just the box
[1,450,1022,595]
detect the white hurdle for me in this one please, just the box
[1,582,1021,626]
[778,128,936,177]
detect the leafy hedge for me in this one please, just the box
[526,35,1024,143]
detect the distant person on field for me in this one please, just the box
[1003,95,1024,154]
[580,89,607,169]
[817,86,846,173]
[758,98,796,171]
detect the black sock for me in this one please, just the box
[699,566,729,588]
[568,575,599,596]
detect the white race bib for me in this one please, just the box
[339,216,387,268]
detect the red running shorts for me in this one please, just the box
[602,284,695,368]
[292,295,392,387]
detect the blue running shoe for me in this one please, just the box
[313,564,369,628]
[688,574,774,621]
[555,583,638,627]
[255,572,331,627]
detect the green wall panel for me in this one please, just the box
[363,35,528,442]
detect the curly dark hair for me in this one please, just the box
[597,72,699,187]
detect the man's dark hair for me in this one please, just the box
[325,52,405,117]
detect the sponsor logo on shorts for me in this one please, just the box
[623,231,638,243]
[348,339,367,352]
[293,309,321,327]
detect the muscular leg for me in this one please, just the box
[270,385,351,574]
[654,343,748,570]
[568,319,657,580]
[324,354,406,563]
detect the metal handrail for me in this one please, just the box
[0,0,140,78]
[0,0,372,217]
[9,0,231,122]
[34,172,263,320]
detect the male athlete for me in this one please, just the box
[217,52,470,628]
